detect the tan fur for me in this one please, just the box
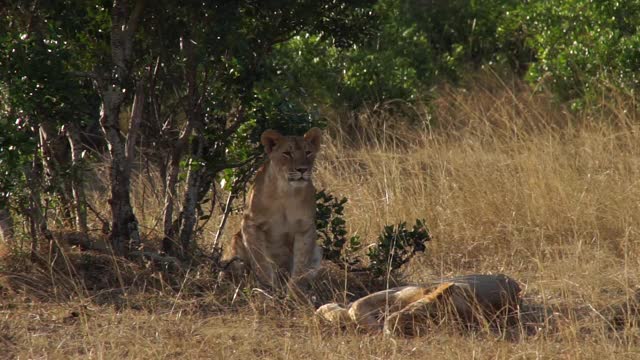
[226,128,323,288]
[317,284,454,332]
[383,283,456,335]
[317,275,522,336]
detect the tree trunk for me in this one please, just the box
[161,156,179,254]
[99,90,141,255]
[0,206,14,246]
[212,189,236,251]
[38,121,74,227]
[177,137,204,258]
[25,144,51,258]
[161,123,193,254]
[96,0,145,255]
[167,34,204,258]
[65,123,89,236]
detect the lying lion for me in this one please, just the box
[316,274,522,336]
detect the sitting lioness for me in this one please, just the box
[316,274,522,336]
[224,128,323,290]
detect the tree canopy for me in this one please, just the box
[1,0,639,257]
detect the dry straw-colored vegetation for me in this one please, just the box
[2,75,640,358]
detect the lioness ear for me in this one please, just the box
[304,127,322,151]
[261,129,283,155]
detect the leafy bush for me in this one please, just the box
[272,1,433,107]
[316,190,430,277]
[366,219,430,278]
[315,190,362,268]
[0,111,36,210]
[273,0,640,109]
[509,0,640,104]
[273,0,526,108]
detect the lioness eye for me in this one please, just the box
[283,151,292,158]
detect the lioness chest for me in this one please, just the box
[251,198,315,269]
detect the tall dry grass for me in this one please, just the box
[3,75,640,358]
[318,77,640,282]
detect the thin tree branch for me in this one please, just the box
[126,79,145,161]
[86,200,110,234]
[69,71,101,81]
[222,106,247,138]
[216,154,260,171]
[212,190,236,251]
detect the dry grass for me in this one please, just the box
[3,75,640,358]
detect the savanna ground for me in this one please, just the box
[2,76,640,359]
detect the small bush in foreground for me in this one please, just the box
[366,219,430,278]
[316,190,430,278]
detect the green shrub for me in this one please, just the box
[366,219,430,278]
[511,0,640,104]
[315,190,362,268]
[272,0,525,109]
[316,190,430,277]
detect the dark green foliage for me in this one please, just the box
[315,190,362,267]
[0,0,378,255]
[0,119,36,207]
[272,0,640,108]
[0,3,101,124]
[366,219,430,278]
[273,0,527,108]
[403,0,526,71]
[272,1,434,107]
[140,0,376,204]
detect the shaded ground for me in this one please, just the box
[1,247,639,359]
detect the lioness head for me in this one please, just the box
[261,128,322,186]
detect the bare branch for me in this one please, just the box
[212,190,236,251]
[69,71,100,81]
[86,194,110,234]
[217,154,259,171]
[126,79,145,161]
[222,106,246,138]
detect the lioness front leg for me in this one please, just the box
[242,223,277,287]
[349,287,425,331]
[384,283,456,336]
[290,227,322,289]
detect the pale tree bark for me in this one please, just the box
[165,35,204,258]
[25,142,52,258]
[99,80,145,255]
[211,183,238,252]
[161,121,193,254]
[177,138,204,258]
[0,206,14,246]
[38,121,74,226]
[65,123,89,236]
[97,0,145,255]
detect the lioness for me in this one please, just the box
[225,128,323,290]
[316,274,522,336]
